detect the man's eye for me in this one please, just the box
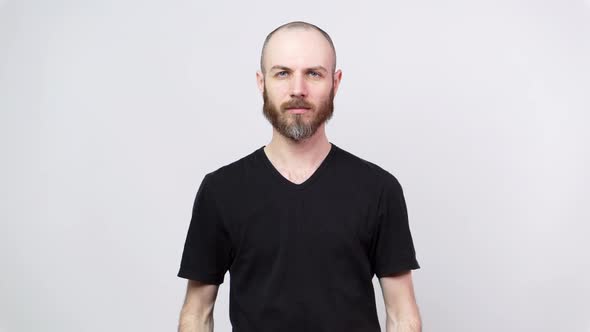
[277,71,289,77]
[308,71,321,78]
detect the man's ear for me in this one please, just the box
[332,69,343,96]
[256,71,265,94]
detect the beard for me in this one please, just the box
[262,85,334,142]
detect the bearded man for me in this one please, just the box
[177,21,422,332]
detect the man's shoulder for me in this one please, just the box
[202,146,261,186]
[335,143,402,188]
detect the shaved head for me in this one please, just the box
[260,21,337,74]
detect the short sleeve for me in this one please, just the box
[177,174,234,284]
[370,174,420,278]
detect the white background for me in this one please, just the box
[1,0,589,331]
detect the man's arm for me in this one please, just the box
[378,270,422,332]
[178,279,220,332]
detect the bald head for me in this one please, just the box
[260,21,337,74]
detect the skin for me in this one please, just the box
[256,27,342,184]
[379,270,423,331]
[178,280,218,332]
[178,26,421,332]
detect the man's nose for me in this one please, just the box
[290,73,308,98]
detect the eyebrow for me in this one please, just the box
[269,65,329,73]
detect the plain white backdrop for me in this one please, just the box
[1,0,589,331]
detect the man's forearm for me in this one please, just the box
[178,312,214,332]
[386,315,422,332]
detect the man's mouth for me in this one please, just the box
[287,108,310,114]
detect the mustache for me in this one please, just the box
[281,98,313,111]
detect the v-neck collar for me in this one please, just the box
[258,142,337,190]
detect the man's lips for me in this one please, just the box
[287,108,310,114]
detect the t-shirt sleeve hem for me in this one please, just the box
[177,267,225,285]
[375,260,421,278]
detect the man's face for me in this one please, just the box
[258,28,341,142]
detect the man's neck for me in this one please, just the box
[263,128,332,179]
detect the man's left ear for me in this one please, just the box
[333,69,343,95]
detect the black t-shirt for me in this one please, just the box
[178,142,420,331]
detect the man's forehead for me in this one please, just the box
[264,28,335,69]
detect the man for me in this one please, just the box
[177,21,422,332]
